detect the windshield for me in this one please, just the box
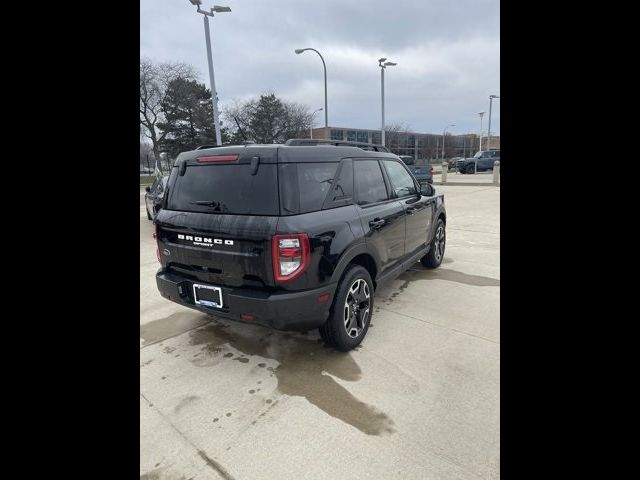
[473,151,483,159]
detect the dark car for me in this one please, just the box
[144,175,168,220]
[457,150,500,174]
[398,155,433,184]
[153,141,446,351]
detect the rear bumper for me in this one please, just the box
[156,269,336,331]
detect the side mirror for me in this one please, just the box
[420,183,435,196]
[145,186,151,193]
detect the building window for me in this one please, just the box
[371,132,382,145]
[357,131,368,143]
[346,130,357,142]
[330,129,343,140]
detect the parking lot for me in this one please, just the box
[140,184,500,480]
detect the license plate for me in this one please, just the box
[193,283,223,308]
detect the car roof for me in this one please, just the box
[174,144,399,165]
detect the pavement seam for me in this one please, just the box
[376,305,500,345]
[140,392,236,480]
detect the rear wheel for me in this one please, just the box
[319,265,373,351]
[421,218,446,268]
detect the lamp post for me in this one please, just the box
[295,48,328,130]
[442,124,455,161]
[309,108,323,139]
[478,111,485,153]
[487,95,499,150]
[378,58,397,146]
[188,0,231,146]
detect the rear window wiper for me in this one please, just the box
[189,200,228,212]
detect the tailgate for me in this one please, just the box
[156,211,279,289]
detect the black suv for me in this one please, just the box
[154,142,446,351]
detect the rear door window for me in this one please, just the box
[354,160,389,205]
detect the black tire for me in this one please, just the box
[421,218,446,268]
[319,265,374,352]
[466,165,475,174]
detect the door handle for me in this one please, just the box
[369,218,386,229]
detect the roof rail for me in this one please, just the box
[284,138,390,153]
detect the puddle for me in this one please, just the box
[188,321,394,436]
[174,395,199,414]
[140,312,210,347]
[400,266,500,287]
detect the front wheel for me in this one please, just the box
[319,265,373,351]
[466,165,475,174]
[421,218,446,268]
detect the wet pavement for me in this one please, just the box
[140,184,500,480]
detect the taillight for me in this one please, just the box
[272,234,310,282]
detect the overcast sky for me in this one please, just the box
[140,0,500,136]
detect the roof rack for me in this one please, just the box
[284,138,390,153]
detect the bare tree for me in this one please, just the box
[224,92,313,144]
[140,58,198,158]
[384,122,411,154]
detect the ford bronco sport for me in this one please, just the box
[153,141,446,351]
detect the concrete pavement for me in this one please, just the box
[140,184,500,480]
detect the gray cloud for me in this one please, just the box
[141,0,500,135]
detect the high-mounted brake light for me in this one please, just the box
[196,154,240,163]
[272,234,310,282]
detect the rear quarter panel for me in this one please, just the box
[275,205,364,291]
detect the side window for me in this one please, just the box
[383,160,417,198]
[322,159,353,210]
[354,160,389,206]
[297,163,339,213]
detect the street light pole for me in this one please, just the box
[188,1,231,147]
[442,124,455,161]
[487,95,499,150]
[478,111,485,153]
[309,108,323,139]
[378,58,397,146]
[295,48,328,130]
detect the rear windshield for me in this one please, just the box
[166,163,279,215]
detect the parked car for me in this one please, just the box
[144,175,168,220]
[153,140,446,351]
[398,155,433,184]
[457,150,500,174]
